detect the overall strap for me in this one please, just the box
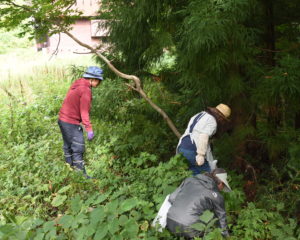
[178,112,206,152]
[189,112,205,134]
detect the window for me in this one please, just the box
[91,20,109,37]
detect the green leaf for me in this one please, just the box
[276,202,284,211]
[37,184,49,192]
[31,218,44,228]
[51,195,67,207]
[45,229,56,239]
[118,215,128,226]
[190,222,206,232]
[93,194,108,205]
[108,220,119,234]
[119,198,139,214]
[75,225,96,239]
[199,210,214,224]
[85,224,96,237]
[206,218,218,229]
[58,215,74,229]
[111,236,123,240]
[122,219,139,238]
[94,225,108,240]
[74,213,89,225]
[43,221,55,233]
[70,196,82,214]
[0,225,15,235]
[34,232,45,240]
[57,185,71,194]
[106,200,119,214]
[90,206,106,226]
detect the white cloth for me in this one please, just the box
[195,133,209,165]
[208,159,218,170]
[177,112,217,167]
[152,195,172,232]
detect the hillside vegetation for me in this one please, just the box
[1,0,300,237]
[0,45,299,239]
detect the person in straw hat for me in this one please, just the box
[177,103,231,175]
[166,168,231,239]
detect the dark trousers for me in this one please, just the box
[166,218,203,239]
[178,146,211,175]
[58,120,86,172]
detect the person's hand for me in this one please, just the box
[196,155,205,166]
[87,131,94,141]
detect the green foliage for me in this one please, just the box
[191,210,223,240]
[1,1,300,239]
[232,202,300,240]
[1,53,300,239]
[0,29,33,54]
[0,0,80,38]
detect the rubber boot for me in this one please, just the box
[65,156,73,167]
[73,160,94,179]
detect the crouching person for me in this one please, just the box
[167,168,231,239]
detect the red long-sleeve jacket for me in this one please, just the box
[59,78,93,132]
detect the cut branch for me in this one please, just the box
[64,31,181,138]
[49,33,61,61]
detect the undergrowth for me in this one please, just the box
[0,59,299,239]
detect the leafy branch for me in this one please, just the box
[64,31,181,138]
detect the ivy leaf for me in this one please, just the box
[51,195,67,207]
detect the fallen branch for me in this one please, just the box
[64,31,181,138]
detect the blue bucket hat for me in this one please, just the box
[83,66,103,80]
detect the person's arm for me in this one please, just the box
[80,88,92,132]
[193,116,217,166]
[168,180,186,204]
[212,195,229,237]
[194,133,209,165]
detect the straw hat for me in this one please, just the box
[215,103,231,119]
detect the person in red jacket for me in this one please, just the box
[58,66,103,178]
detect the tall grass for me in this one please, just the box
[0,48,96,108]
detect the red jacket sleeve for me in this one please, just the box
[80,87,93,132]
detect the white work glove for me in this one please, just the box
[194,133,209,166]
[208,160,218,170]
[196,155,205,166]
